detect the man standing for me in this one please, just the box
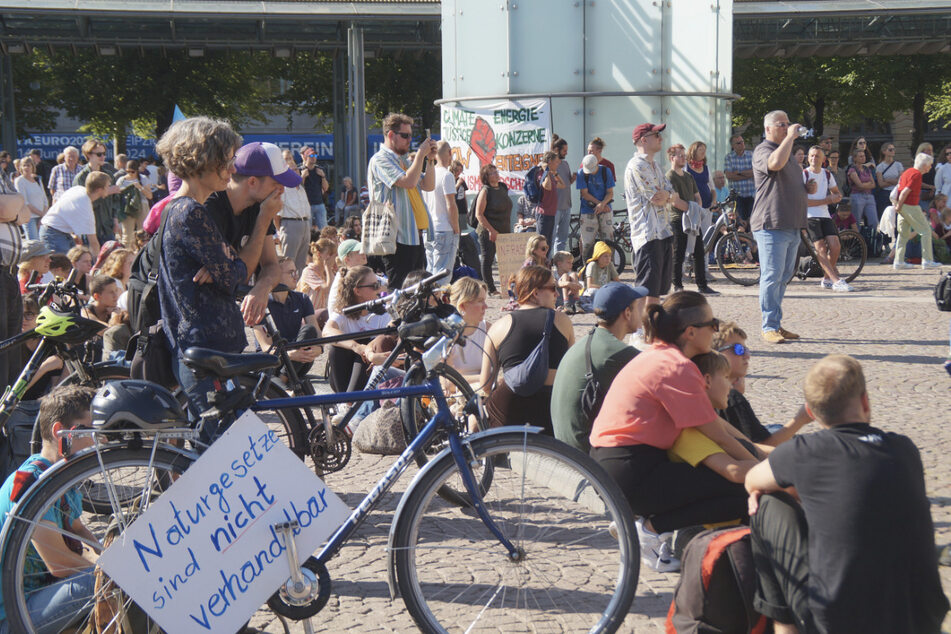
[0,182,26,392]
[277,148,312,273]
[803,146,851,291]
[818,135,834,167]
[28,149,51,199]
[751,111,813,344]
[203,141,300,325]
[552,282,645,452]
[48,146,83,203]
[577,154,615,262]
[625,122,678,313]
[300,147,329,230]
[551,136,576,253]
[73,139,121,246]
[423,141,459,281]
[366,112,436,289]
[723,134,756,224]
[745,354,949,634]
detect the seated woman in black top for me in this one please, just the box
[479,265,575,433]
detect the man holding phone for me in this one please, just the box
[367,112,437,288]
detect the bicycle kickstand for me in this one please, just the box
[274,521,317,634]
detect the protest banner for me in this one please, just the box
[97,412,349,634]
[495,232,533,293]
[440,99,552,195]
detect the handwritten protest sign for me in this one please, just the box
[440,99,552,194]
[98,412,349,634]
[495,232,533,293]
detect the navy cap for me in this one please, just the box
[592,282,649,321]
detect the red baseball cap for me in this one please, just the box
[632,123,666,143]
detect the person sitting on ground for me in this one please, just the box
[322,265,391,393]
[318,224,338,246]
[297,238,336,315]
[447,276,490,388]
[553,250,583,314]
[48,254,71,282]
[936,207,951,251]
[745,354,949,634]
[341,215,362,241]
[99,247,134,293]
[514,194,538,233]
[252,256,322,381]
[584,241,619,296]
[102,309,132,361]
[0,385,100,633]
[712,169,730,208]
[66,245,93,297]
[82,274,119,327]
[927,192,947,228]
[713,321,814,448]
[327,239,370,318]
[666,351,759,484]
[552,282,644,452]
[17,240,53,294]
[479,266,575,432]
[832,199,858,233]
[522,234,550,268]
[589,291,757,572]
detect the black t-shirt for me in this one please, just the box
[301,166,325,205]
[257,291,314,341]
[720,388,771,443]
[203,191,275,253]
[768,423,948,633]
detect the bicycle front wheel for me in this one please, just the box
[836,229,867,282]
[392,431,638,633]
[0,444,196,633]
[715,231,760,286]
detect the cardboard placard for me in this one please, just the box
[98,412,349,634]
[495,232,533,293]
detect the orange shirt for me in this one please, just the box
[589,342,716,449]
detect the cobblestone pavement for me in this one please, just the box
[247,260,951,632]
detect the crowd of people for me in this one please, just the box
[0,108,948,634]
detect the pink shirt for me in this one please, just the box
[589,342,716,449]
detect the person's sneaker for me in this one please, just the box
[762,330,786,344]
[819,278,833,289]
[630,330,651,351]
[922,260,943,269]
[698,286,720,296]
[778,327,800,340]
[831,279,854,292]
[893,262,914,270]
[944,360,951,378]
[636,519,680,573]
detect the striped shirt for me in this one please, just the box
[48,163,84,203]
[723,150,755,198]
[367,146,432,246]
[624,152,674,252]
[0,177,21,270]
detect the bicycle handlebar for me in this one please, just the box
[342,269,448,317]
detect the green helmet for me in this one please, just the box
[34,306,105,343]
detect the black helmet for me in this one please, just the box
[92,380,186,430]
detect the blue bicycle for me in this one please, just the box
[0,312,639,633]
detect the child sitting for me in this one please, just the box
[937,207,951,250]
[584,241,619,296]
[552,251,584,314]
[522,234,550,268]
[666,352,759,484]
[832,200,858,233]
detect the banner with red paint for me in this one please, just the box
[440,99,551,194]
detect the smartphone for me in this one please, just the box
[424,128,431,139]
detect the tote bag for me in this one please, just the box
[362,174,398,256]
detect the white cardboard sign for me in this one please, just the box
[98,412,349,634]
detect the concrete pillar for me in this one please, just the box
[0,56,17,155]
[347,24,367,191]
[439,0,736,192]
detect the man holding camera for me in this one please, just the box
[751,111,816,344]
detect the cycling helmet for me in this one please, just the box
[92,380,187,430]
[34,305,104,343]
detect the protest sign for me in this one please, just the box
[495,232,533,293]
[97,412,349,634]
[440,99,552,195]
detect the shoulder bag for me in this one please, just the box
[362,169,398,256]
[502,309,555,397]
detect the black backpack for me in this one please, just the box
[666,526,769,634]
[467,194,479,230]
[935,272,951,311]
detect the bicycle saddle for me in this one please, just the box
[182,347,280,378]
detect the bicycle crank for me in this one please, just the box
[267,556,332,620]
[308,425,352,475]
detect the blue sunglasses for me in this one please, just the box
[718,343,749,356]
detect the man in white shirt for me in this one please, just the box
[276,149,313,273]
[39,174,111,256]
[423,141,459,282]
[803,146,850,292]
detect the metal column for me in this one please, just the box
[347,24,367,191]
[332,46,348,195]
[0,56,17,154]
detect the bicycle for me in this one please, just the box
[567,208,632,275]
[788,226,867,284]
[0,312,639,633]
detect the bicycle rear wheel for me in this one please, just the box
[240,375,308,459]
[392,431,638,633]
[0,444,195,633]
[836,229,867,282]
[715,231,760,286]
[400,362,492,507]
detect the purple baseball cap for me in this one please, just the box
[234,142,302,188]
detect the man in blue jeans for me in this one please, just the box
[300,147,329,230]
[750,110,816,344]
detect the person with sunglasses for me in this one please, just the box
[589,291,756,573]
[72,139,122,247]
[712,321,814,449]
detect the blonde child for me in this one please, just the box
[552,251,584,314]
[298,238,337,311]
[523,234,550,268]
[584,241,619,295]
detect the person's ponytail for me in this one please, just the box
[644,304,681,344]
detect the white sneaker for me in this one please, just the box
[831,279,854,292]
[636,519,681,573]
[630,330,651,352]
[922,260,943,269]
[819,278,833,289]
[893,262,914,270]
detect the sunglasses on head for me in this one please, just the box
[718,342,749,357]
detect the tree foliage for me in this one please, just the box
[365,51,441,132]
